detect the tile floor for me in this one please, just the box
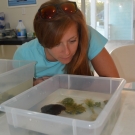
[105,40,135,53]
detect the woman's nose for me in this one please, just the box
[64,44,70,55]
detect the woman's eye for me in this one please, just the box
[70,40,76,43]
[55,43,60,47]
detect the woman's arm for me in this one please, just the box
[91,48,119,78]
[33,77,50,86]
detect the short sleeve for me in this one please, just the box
[87,26,108,60]
[13,38,41,61]
[13,43,27,60]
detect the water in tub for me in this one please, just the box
[31,88,111,121]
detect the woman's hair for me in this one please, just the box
[34,0,93,76]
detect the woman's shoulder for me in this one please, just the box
[20,38,41,49]
[87,25,105,39]
[87,25,95,33]
[16,38,43,54]
[13,38,44,60]
[87,25,108,60]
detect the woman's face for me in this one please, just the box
[45,23,79,64]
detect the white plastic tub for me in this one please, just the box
[0,59,35,108]
[0,75,126,135]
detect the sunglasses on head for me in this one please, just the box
[38,1,77,20]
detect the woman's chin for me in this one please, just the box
[59,56,73,64]
[60,61,70,64]
[60,59,71,64]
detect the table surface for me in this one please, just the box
[111,90,135,135]
[0,90,135,135]
[0,37,34,45]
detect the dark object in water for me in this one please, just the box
[41,104,66,115]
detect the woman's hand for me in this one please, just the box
[33,77,50,86]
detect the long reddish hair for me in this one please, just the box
[34,0,93,76]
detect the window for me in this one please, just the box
[74,0,134,41]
